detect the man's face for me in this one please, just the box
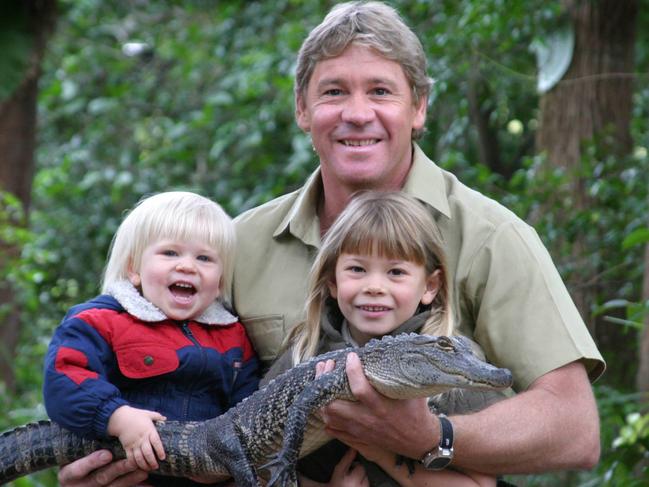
[296,44,427,192]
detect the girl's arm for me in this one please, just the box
[107,405,166,471]
[356,444,496,487]
[299,448,369,487]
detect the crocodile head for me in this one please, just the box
[360,334,513,399]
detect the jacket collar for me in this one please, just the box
[273,143,452,246]
[105,280,238,325]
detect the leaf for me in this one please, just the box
[622,227,649,249]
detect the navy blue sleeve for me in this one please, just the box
[43,310,127,438]
[229,353,260,408]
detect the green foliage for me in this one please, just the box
[588,388,649,486]
[1,1,648,485]
[0,4,33,102]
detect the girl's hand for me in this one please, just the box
[107,405,167,471]
[328,448,369,487]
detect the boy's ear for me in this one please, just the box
[127,261,141,287]
[420,269,442,306]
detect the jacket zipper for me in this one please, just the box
[181,321,200,347]
[231,360,242,388]
[180,321,207,417]
[181,321,240,410]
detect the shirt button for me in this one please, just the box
[144,355,154,366]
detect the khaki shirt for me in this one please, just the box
[232,144,605,390]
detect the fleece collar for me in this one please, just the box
[105,280,238,325]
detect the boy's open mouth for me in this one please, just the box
[169,282,197,298]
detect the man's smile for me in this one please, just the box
[339,139,380,146]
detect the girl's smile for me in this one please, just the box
[328,252,440,345]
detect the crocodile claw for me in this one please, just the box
[261,455,298,487]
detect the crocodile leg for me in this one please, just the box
[264,367,346,487]
[206,416,260,487]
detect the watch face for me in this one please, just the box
[425,455,452,470]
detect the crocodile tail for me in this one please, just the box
[0,420,123,484]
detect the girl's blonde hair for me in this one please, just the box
[102,191,235,303]
[289,191,453,364]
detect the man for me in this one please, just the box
[58,2,604,485]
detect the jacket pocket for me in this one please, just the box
[115,344,179,379]
[240,314,284,365]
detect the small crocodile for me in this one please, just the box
[0,333,513,486]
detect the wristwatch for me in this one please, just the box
[420,414,454,470]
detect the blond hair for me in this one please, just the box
[289,191,453,364]
[102,191,235,303]
[295,1,433,139]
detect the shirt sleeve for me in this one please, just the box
[43,313,127,438]
[463,221,605,390]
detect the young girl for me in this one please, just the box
[263,191,499,487]
[43,191,259,486]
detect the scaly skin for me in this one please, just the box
[0,334,513,486]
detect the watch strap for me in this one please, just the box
[420,413,454,470]
[439,413,453,450]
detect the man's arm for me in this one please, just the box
[321,353,600,475]
[57,451,149,487]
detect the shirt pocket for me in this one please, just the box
[115,343,180,379]
[240,314,284,365]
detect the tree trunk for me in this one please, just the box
[0,0,57,391]
[467,64,507,178]
[536,0,637,324]
[536,0,638,389]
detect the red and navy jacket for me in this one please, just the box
[43,280,259,439]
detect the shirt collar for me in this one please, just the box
[272,143,452,246]
[273,169,323,247]
[403,143,451,219]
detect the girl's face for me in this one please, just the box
[328,252,441,345]
[128,238,223,321]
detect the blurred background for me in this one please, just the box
[0,0,647,485]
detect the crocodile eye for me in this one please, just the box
[436,336,455,352]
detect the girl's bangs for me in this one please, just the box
[339,222,424,264]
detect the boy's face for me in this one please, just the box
[128,239,222,321]
[327,252,440,345]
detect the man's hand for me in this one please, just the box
[320,352,438,459]
[57,450,149,487]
